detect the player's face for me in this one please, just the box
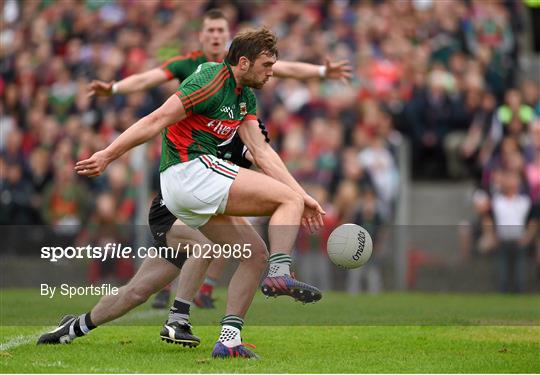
[243,54,276,89]
[199,18,230,58]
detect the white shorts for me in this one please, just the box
[160,155,239,229]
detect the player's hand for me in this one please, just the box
[301,195,326,233]
[87,80,114,97]
[74,150,111,177]
[324,58,353,84]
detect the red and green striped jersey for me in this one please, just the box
[160,50,214,81]
[159,61,257,172]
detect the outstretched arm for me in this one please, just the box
[272,58,352,83]
[75,94,186,177]
[238,119,325,231]
[88,68,170,97]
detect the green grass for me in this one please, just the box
[1,290,539,373]
[1,326,539,373]
[2,289,540,326]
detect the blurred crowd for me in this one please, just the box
[462,104,540,293]
[1,0,539,291]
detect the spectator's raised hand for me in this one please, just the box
[87,80,114,97]
[324,58,353,84]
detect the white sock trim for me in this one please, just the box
[218,325,242,348]
[267,262,290,277]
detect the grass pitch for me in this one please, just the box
[1,289,539,373]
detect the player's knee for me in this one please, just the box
[277,187,302,206]
[244,242,268,268]
[286,192,304,213]
[252,246,269,266]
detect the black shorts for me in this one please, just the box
[148,190,187,269]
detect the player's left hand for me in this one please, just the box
[74,150,110,177]
[324,58,353,84]
[87,80,113,97]
[302,195,326,233]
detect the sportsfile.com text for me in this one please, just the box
[40,243,252,262]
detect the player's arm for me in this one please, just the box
[239,119,304,196]
[75,94,186,177]
[272,58,352,82]
[238,119,325,231]
[88,68,170,97]
[242,119,270,166]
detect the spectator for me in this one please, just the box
[41,161,89,246]
[26,147,54,223]
[295,184,338,291]
[525,149,540,203]
[461,91,498,181]
[357,136,399,219]
[482,136,525,192]
[346,188,385,294]
[489,89,535,148]
[85,193,134,284]
[520,79,540,116]
[2,127,24,165]
[333,179,360,222]
[0,160,35,225]
[104,162,136,224]
[330,147,374,197]
[459,189,497,261]
[444,75,484,179]
[0,159,37,255]
[491,170,532,293]
[406,69,454,178]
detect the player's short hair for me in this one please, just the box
[225,27,278,65]
[202,9,227,22]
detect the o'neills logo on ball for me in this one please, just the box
[352,230,366,261]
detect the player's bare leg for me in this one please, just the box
[159,222,212,346]
[203,168,321,359]
[92,223,208,328]
[168,222,214,303]
[194,256,229,309]
[199,216,268,317]
[225,168,304,250]
[226,168,322,303]
[90,257,179,325]
[198,215,268,359]
[206,256,230,281]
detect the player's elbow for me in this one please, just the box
[149,104,178,131]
